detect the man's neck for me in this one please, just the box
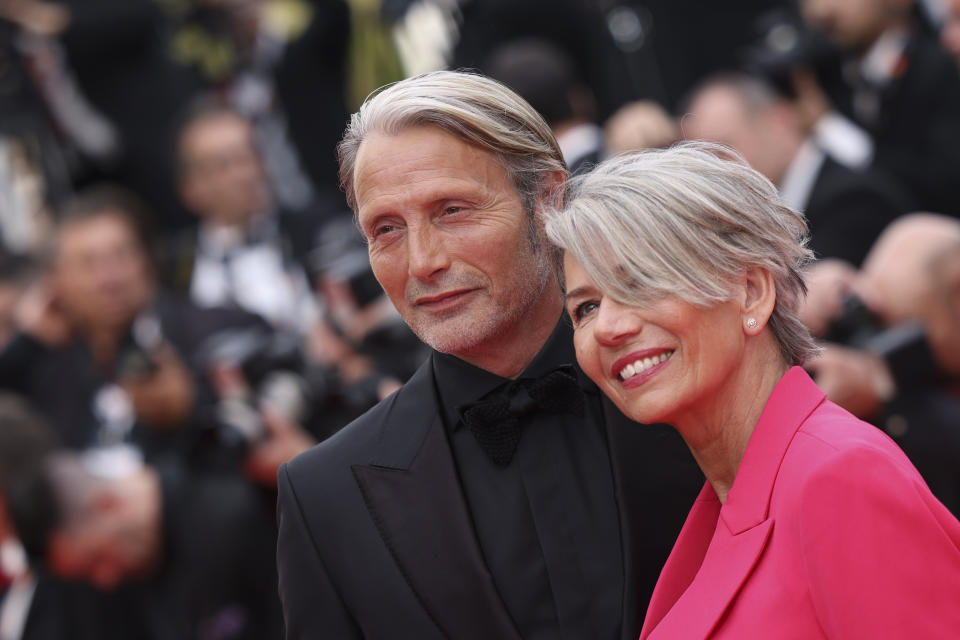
[455,287,565,379]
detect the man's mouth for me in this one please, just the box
[414,288,476,309]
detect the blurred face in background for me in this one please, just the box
[179,113,271,227]
[800,0,910,52]
[943,0,960,67]
[926,250,960,375]
[685,86,791,185]
[53,213,153,335]
[857,217,960,375]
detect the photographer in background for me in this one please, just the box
[301,215,429,441]
[5,444,282,640]
[0,394,147,640]
[485,38,605,176]
[0,186,314,481]
[167,99,321,338]
[791,0,960,216]
[803,213,960,515]
[944,0,960,68]
[159,0,350,214]
[684,71,908,266]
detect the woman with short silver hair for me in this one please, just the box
[546,141,960,639]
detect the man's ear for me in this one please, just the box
[538,170,567,212]
[742,267,778,334]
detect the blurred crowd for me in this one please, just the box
[0,0,959,638]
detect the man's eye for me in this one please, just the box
[442,206,463,216]
[372,224,396,238]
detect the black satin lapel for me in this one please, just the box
[601,397,645,640]
[369,359,438,470]
[352,417,522,640]
[601,398,705,640]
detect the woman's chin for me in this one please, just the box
[611,396,670,426]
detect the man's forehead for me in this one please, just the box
[58,212,135,247]
[355,128,507,195]
[356,125,480,162]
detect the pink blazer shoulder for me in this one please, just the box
[640,367,960,639]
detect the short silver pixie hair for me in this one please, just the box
[338,70,568,217]
[545,141,819,366]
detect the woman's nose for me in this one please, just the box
[592,298,642,346]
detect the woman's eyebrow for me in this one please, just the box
[564,286,592,301]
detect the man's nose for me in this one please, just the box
[407,225,450,280]
[593,298,642,346]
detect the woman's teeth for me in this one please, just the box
[619,351,674,381]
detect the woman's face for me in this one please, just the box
[564,252,746,427]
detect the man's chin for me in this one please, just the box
[408,314,494,356]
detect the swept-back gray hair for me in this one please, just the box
[338,70,568,219]
[545,141,819,366]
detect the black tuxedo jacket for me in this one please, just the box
[277,354,702,639]
[824,33,960,217]
[805,156,909,266]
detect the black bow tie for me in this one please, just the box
[457,365,584,467]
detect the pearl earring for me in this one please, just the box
[746,318,759,329]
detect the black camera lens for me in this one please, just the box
[825,295,885,347]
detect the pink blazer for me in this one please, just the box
[639,367,960,639]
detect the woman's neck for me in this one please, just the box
[674,340,789,503]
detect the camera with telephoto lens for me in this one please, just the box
[825,295,940,392]
[739,9,844,100]
[194,326,310,453]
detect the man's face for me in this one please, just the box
[857,219,960,374]
[353,126,555,358]
[685,87,783,183]
[942,0,960,67]
[179,114,270,226]
[53,213,152,333]
[800,0,895,51]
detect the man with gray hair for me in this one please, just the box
[275,70,702,639]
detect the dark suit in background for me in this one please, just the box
[804,156,909,265]
[821,32,960,217]
[56,0,200,230]
[269,0,351,212]
[0,294,268,464]
[10,575,154,640]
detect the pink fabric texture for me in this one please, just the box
[640,367,960,639]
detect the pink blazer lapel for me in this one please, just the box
[644,517,774,639]
[640,368,826,639]
[640,484,720,639]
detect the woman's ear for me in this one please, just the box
[741,267,777,335]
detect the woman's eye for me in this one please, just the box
[572,301,599,322]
